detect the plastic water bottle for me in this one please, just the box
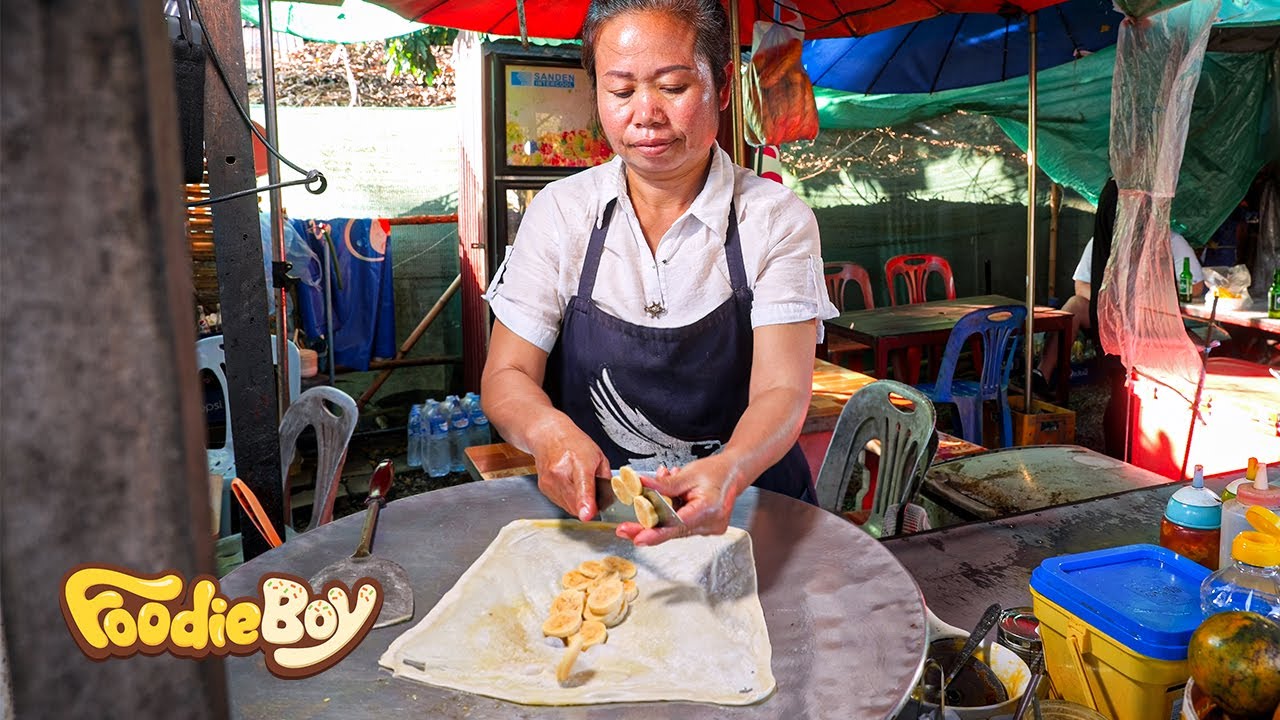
[445,395,470,473]
[1200,526,1280,621]
[406,404,423,468]
[425,399,450,478]
[465,392,491,447]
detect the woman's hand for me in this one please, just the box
[530,420,612,522]
[614,455,746,546]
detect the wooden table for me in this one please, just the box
[823,294,1075,404]
[1181,298,1280,334]
[921,444,1173,522]
[465,359,985,482]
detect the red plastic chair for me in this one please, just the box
[884,254,957,382]
[824,262,875,312]
[824,262,874,369]
[885,254,956,306]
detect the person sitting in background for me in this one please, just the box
[1032,178,1204,394]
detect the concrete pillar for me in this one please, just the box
[1,1,227,717]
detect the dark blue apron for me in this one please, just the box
[545,199,814,503]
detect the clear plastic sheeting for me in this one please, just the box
[1098,0,1220,384]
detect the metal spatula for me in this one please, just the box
[309,460,414,628]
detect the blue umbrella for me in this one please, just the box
[802,0,1122,94]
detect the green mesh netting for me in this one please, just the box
[815,44,1275,245]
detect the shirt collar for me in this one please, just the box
[598,145,735,238]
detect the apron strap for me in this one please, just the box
[724,202,749,292]
[576,199,617,301]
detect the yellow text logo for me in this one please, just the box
[60,565,382,678]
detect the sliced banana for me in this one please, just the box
[550,588,585,616]
[617,466,643,504]
[623,578,639,603]
[576,559,608,578]
[633,495,658,529]
[602,555,636,580]
[586,598,629,627]
[586,578,624,616]
[542,611,583,639]
[610,475,636,506]
[575,619,608,649]
[561,570,592,590]
[585,570,620,593]
[556,634,584,684]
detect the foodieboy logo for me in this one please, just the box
[60,565,383,679]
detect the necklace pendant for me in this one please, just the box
[644,301,666,318]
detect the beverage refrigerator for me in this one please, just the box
[455,35,613,388]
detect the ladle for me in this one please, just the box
[920,603,1005,706]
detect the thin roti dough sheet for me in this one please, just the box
[379,519,775,706]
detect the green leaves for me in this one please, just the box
[385,27,457,85]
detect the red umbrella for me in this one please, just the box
[371,0,1068,43]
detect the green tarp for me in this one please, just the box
[239,0,425,43]
[815,45,1276,244]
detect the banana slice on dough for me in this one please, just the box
[586,577,624,616]
[575,619,608,649]
[577,559,608,578]
[633,495,658,529]
[550,588,585,616]
[623,578,639,603]
[585,570,620,594]
[542,611,583,639]
[602,555,636,580]
[585,598,629,627]
[617,466,643,504]
[556,634,584,683]
[561,570,592,590]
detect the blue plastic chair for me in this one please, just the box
[914,304,1026,448]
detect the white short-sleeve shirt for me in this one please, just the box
[484,145,839,353]
[1073,231,1203,284]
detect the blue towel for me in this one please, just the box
[294,218,396,372]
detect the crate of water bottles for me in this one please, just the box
[406,392,490,478]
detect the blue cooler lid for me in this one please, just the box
[1029,544,1210,661]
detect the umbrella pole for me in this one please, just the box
[1023,12,1038,412]
[258,0,292,418]
[729,0,744,166]
[253,0,289,417]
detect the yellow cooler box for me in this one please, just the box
[1029,544,1212,720]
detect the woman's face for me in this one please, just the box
[593,10,729,184]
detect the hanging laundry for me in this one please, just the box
[293,217,396,372]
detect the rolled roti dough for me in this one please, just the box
[379,519,775,706]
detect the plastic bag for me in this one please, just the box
[1202,264,1252,304]
[743,21,818,147]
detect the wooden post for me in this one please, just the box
[1,1,227,716]
[1048,183,1062,300]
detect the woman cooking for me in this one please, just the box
[481,0,838,546]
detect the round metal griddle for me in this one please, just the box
[221,477,927,719]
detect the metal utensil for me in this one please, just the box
[921,603,1005,706]
[944,603,1002,688]
[1011,651,1046,720]
[593,474,686,529]
[309,460,414,628]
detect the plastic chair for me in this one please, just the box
[824,262,875,312]
[196,334,301,536]
[814,380,940,537]
[279,385,358,531]
[885,254,956,306]
[824,262,875,368]
[914,304,1026,448]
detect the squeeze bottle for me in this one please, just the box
[1159,465,1222,570]
[1219,462,1280,570]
